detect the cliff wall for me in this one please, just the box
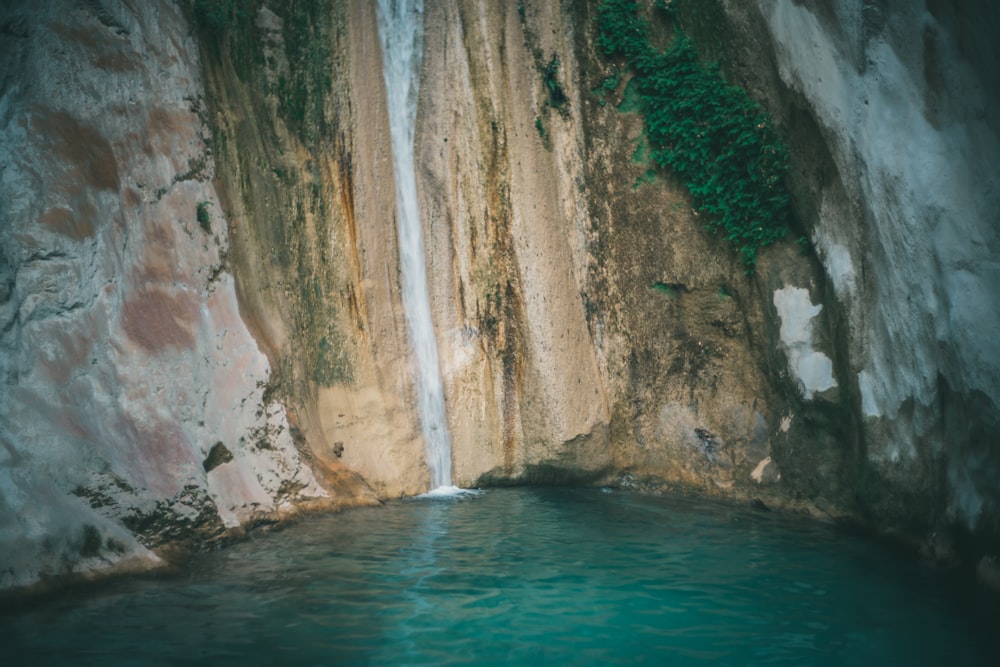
[1,0,997,592]
[0,0,374,592]
[678,0,1000,554]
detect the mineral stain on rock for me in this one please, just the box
[28,109,119,240]
[121,288,199,352]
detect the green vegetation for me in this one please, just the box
[196,201,211,232]
[192,0,251,34]
[313,335,352,385]
[188,0,332,145]
[542,55,569,111]
[630,134,650,163]
[633,169,657,190]
[277,1,333,142]
[651,281,675,296]
[591,71,621,106]
[535,116,548,141]
[189,0,354,390]
[597,0,790,269]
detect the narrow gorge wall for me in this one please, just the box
[2,0,997,593]
[676,0,1000,556]
[192,0,807,509]
[0,0,374,592]
[415,0,807,501]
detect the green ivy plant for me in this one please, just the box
[597,0,790,270]
[535,116,549,142]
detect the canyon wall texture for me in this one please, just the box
[415,0,804,500]
[677,0,1000,556]
[1,0,997,592]
[0,0,374,592]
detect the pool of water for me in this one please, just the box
[2,487,997,666]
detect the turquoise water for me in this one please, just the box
[1,487,997,665]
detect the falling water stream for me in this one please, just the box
[376,0,453,490]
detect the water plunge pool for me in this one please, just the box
[2,487,997,665]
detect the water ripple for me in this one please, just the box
[2,488,998,666]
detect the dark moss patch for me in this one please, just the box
[80,524,102,558]
[121,484,227,549]
[312,335,352,386]
[196,201,211,233]
[203,441,234,472]
[189,0,356,399]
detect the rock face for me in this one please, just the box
[414,0,789,499]
[1,0,997,592]
[0,1,373,591]
[678,0,1000,550]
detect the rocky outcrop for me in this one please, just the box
[676,0,1000,556]
[192,0,805,511]
[0,0,374,592]
[191,1,435,499]
[415,0,803,501]
[200,0,999,562]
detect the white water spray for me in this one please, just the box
[376,0,454,491]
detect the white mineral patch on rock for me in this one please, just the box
[759,0,1000,527]
[816,239,857,301]
[779,414,792,433]
[773,287,837,400]
[751,456,773,483]
[857,370,881,418]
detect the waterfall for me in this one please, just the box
[376,0,454,490]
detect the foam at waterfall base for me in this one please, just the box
[416,485,483,499]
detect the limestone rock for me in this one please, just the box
[680,0,1000,551]
[0,0,364,591]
